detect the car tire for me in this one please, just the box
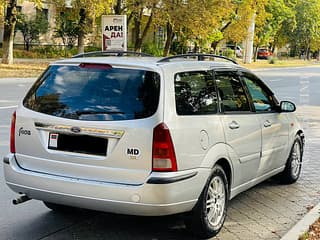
[185,165,229,239]
[43,201,77,213]
[280,135,303,184]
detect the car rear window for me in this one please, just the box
[23,65,160,121]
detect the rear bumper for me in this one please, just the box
[4,154,211,216]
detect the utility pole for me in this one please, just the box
[243,13,256,64]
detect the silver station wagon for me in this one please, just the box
[3,52,304,238]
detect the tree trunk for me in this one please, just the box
[2,0,17,64]
[23,35,27,50]
[134,8,154,52]
[77,8,86,54]
[253,45,259,62]
[306,46,310,61]
[78,33,85,53]
[243,13,256,64]
[114,0,122,14]
[26,41,30,51]
[163,22,174,56]
[133,9,142,52]
[211,41,219,52]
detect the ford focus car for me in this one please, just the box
[3,52,304,238]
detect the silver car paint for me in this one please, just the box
[4,58,303,215]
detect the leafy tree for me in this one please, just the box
[54,11,78,54]
[157,0,236,56]
[63,0,112,53]
[291,0,320,59]
[1,0,18,64]
[251,0,295,60]
[268,0,296,52]
[1,0,42,64]
[125,0,158,52]
[156,0,190,56]
[16,13,49,51]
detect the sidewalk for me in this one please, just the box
[281,202,320,240]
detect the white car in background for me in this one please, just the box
[3,52,304,238]
[226,44,243,58]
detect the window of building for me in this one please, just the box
[36,8,48,21]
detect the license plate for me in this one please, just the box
[48,132,108,156]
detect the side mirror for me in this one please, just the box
[280,101,296,112]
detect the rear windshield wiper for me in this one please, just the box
[76,110,125,116]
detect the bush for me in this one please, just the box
[84,46,101,52]
[171,41,188,55]
[0,45,104,59]
[268,57,278,64]
[36,46,70,58]
[222,48,236,60]
[142,42,163,56]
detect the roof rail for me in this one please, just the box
[72,51,153,58]
[157,53,238,64]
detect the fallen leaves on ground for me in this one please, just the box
[0,63,49,78]
[299,218,320,240]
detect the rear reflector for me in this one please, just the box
[79,63,112,70]
[10,111,16,153]
[152,123,177,172]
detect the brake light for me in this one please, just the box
[152,123,177,172]
[79,63,112,70]
[10,111,16,153]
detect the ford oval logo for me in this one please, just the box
[71,127,81,133]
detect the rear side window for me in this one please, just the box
[24,65,160,121]
[174,71,218,115]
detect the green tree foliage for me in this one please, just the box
[264,0,296,51]
[2,0,320,60]
[1,0,42,64]
[69,0,112,53]
[123,0,159,52]
[251,0,296,60]
[16,13,49,51]
[54,11,78,50]
[292,0,320,59]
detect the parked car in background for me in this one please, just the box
[226,44,243,58]
[4,52,304,239]
[257,48,273,59]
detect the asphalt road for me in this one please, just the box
[0,66,320,240]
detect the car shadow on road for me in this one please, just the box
[42,211,196,240]
[37,178,284,240]
[27,177,306,240]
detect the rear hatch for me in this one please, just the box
[15,62,161,185]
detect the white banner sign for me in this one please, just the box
[102,15,127,51]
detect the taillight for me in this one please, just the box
[152,123,177,172]
[10,111,16,153]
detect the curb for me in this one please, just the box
[281,202,320,240]
[251,65,320,72]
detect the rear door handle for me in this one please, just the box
[229,121,240,129]
[264,120,272,128]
